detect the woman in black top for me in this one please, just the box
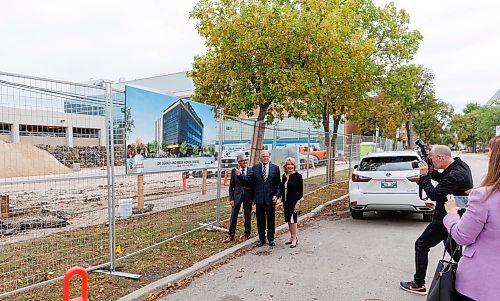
[280,157,304,248]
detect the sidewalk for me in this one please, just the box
[122,202,442,301]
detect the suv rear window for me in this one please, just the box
[359,156,418,171]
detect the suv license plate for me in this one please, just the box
[381,181,397,188]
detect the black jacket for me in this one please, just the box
[229,167,252,202]
[418,157,473,223]
[280,172,304,207]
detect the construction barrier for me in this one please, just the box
[182,173,187,191]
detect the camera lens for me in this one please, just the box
[411,160,420,169]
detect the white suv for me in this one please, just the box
[349,151,435,221]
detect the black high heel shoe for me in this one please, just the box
[290,238,298,248]
[285,240,293,245]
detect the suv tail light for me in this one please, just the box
[407,175,420,182]
[351,173,371,182]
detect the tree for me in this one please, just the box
[125,106,135,133]
[450,102,481,152]
[413,97,454,144]
[354,93,406,139]
[190,0,307,164]
[382,65,435,149]
[298,1,422,182]
[150,139,159,153]
[179,141,189,157]
[193,145,200,155]
[477,105,500,141]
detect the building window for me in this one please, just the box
[73,127,99,138]
[19,124,66,137]
[0,123,11,134]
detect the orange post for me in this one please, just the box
[182,173,187,191]
[223,170,229,186]
[63,267,88,301]
[101,158,106,170]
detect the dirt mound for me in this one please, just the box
[0,141,71,178]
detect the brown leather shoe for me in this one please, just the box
[223,235,234,243]
[240,234,251,241]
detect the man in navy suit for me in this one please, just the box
[239,150,281,247]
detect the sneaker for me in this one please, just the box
[399,281,426,295]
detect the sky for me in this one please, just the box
[1,0,499,114]
[126,86,216,145]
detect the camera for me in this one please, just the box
[411,139,432,169]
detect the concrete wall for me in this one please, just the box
[0,106,106,147]
[73,137,100,147]
[0,134,12,143]
[20,136,67,146]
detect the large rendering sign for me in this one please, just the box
[125,86,217,174]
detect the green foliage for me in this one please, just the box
[150,139,158,153]
[382,65,435,147]
[193,145,200,155]
[189,0,306,123]
[413,97,454,144]
[476,105,500,140]
[179,141,189,156]
[354,93,406,138]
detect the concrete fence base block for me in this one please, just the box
[118,193,349,301]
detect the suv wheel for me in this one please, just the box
[423,213,433,222]
[351,211,363,219]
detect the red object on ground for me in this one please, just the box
[223,170,229,186]
[182,173,187,191]
[63,267,88,301]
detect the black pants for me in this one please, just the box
[414,223,461,285]
[255,203,276,242]
[456,291,475,301]
[228,198,252,236]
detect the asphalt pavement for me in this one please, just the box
[149,152,488,301]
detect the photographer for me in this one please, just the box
[400,145,473,295]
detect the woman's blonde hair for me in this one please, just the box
[482,136,500,201]
[283,157,298,171]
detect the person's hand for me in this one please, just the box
[294,201,301,212]
[272,196,278,204]
[235,167,241,176]
[445,194,459,214]
[252,203,256,214]
[229,200,235,207]
[418,161,429,176]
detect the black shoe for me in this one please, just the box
[290,238,298,248]
[257,240,265,247]
[268,240,276,247]
[285,240,293,245]
[399,281,426,295]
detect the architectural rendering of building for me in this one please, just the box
[158,99,204,154]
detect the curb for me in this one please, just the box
[118,193,349,301]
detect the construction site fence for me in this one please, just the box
[0,71,394,299]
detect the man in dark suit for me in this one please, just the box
[239,150,281,247]
[224,154,253,243]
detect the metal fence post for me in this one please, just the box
[104,81,116,272]
[349,133,354,180]
[215,108,224,225]
[306,128,310,193]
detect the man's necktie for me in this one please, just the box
[242,168,245,176]
[262,164,267,182]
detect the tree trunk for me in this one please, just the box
[249,105,269,165]
[406,109,414,149]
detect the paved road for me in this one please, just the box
[157,153,487,301]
